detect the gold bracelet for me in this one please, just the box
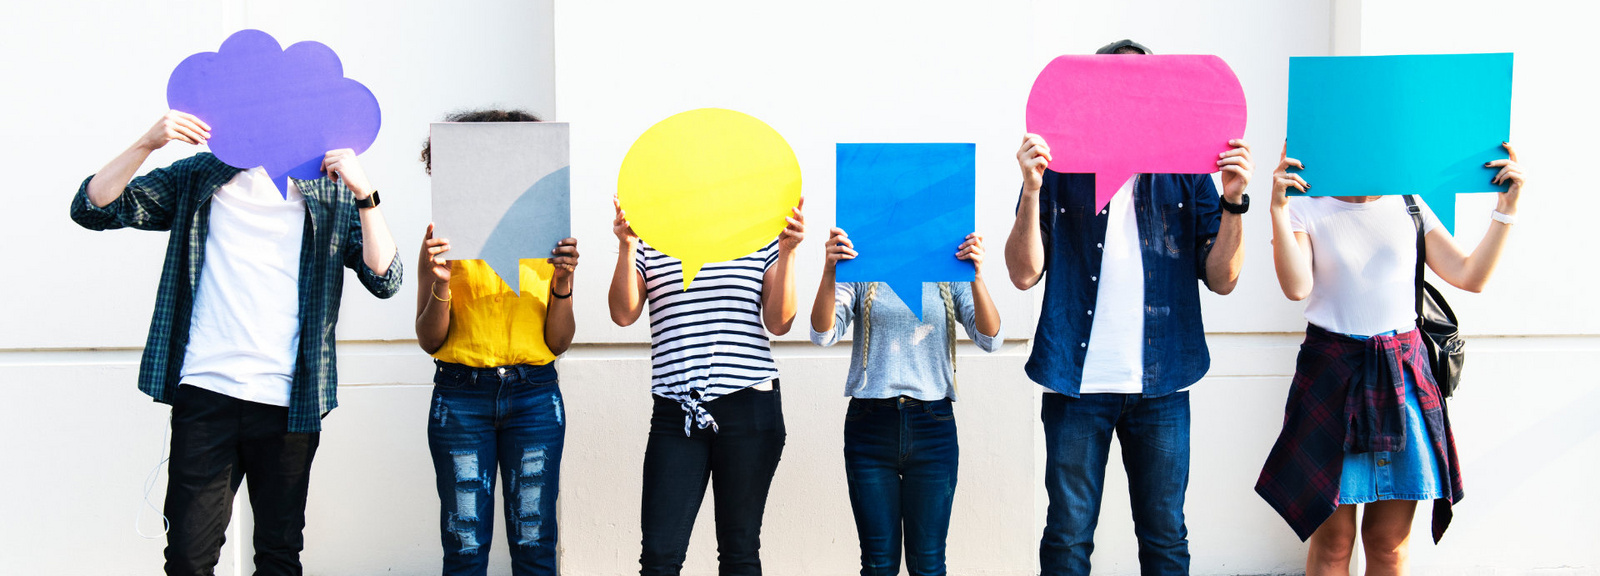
[430,282,452,302]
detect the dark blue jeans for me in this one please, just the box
[843,397,959,576]
[427,360,565,576]
[1040,391,1190,576]
[639,384,786,576]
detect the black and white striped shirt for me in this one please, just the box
[636,239,780,434]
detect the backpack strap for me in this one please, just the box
[1402,195,1426,328]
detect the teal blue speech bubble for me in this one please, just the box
[1288,53,1513,234]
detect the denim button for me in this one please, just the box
[1090,275,1097,281]
[1096,243,1103,249]
[1178,202,1183,208]
[1080,343,1087,348]
[1087,310,1093,316]
[497,367,506,376]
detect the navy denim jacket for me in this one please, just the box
[1023,171,1223,397]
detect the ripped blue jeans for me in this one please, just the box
[428,360,565,576]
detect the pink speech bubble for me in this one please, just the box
[1026,55,1247,211]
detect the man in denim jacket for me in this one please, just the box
[70,110,402,575]
[1003,40,1253,576]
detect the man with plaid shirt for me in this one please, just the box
[70,110,402,575]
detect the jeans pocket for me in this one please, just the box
[927,401,956,422]
[845,401,870,422]
[433,364,471,389]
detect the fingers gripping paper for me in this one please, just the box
[835,143,976,321]
[1026,55,1247,211]
[617,108,802,290]
[167,29,381,197]
[1288,53,1514,235]
[430,122,571,295]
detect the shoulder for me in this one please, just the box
[1286,195,1332,216]
[186,152,241,175]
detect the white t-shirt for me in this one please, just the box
[1078,176,1145,394]
[179,167,307,406]
[1287,195,1442,337]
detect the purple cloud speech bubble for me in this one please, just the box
[167,29,381,196]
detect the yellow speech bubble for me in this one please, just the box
[618,108,802,290]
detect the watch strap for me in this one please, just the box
[1220,193,1249,214]
[355,190,380,209]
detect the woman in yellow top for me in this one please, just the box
[414,109,580,576]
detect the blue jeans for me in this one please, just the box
[843,397,959,576]
[428,360,565,576]
[1040,391,1190,576]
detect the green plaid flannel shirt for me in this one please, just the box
[70,152,403,433]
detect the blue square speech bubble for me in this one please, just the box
[835,143,976,320]
[1288,53,1514,235]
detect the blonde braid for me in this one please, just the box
[940,282,957,390]
[861,282,878,370]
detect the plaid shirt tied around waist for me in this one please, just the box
[69,153,403,433]
[1255,324,1464,543]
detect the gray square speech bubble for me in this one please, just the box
[430,122,571,296]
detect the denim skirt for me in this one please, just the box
[1336,360,1446,505]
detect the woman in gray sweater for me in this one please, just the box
[809,227,1002,576]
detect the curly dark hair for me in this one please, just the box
[420,108,543,175]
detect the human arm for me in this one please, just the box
[1202,139,1253,295]
[325,149,397,280]
[761,198,806,335]
[1004,134,1053,290]
[73,111,211,231]
[1421,142,1525,293]
[956,232,1001,342]
[1268,146,1315,301]
[608,196,647,326]
[414,224,453,354]
[544,238,579,355]
[809,227,858,344]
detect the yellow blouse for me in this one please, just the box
[431,259,558,368]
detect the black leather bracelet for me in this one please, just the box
[551,288,572,299]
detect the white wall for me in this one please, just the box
[4,1,1598,575]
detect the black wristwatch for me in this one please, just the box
[355,190,381,209]
[1220,193,1249,214]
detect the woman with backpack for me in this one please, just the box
[1256,143,1526,575]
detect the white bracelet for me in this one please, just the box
[1491,210,1517,225]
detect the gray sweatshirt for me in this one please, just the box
[810,282,1002,401]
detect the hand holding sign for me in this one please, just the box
[1287,53,1514,234]
[1026,55,1247,211]
[430,122,572,295]
[137,110,212,150]
[167,29,381,197]
[617,108,802,290]
[835,143,976,319]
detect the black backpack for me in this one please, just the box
[1403,195,1465,397]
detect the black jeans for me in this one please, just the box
[163,385,320,576]
[639,384,786,576]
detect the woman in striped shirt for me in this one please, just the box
[608,196,806,575]
[810,227,1002,575]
